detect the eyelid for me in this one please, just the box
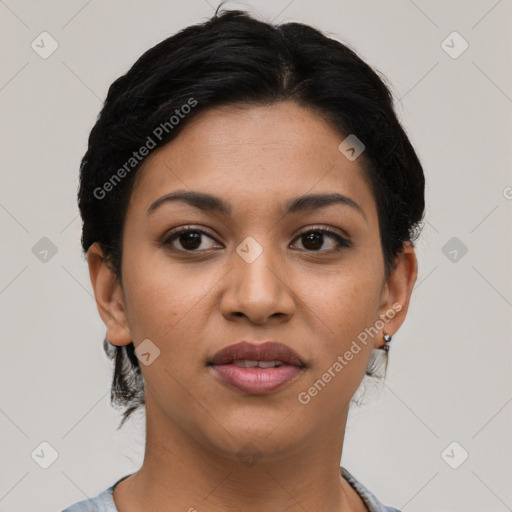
[294,224,351,239]
[161,225,219,245]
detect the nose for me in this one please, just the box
[220,243,295,325]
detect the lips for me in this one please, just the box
[208,341,305,368]
[208,341,306,394]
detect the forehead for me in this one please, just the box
[128,101,376,220]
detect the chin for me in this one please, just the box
[198,414,307,463]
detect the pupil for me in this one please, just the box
[181,232,201,250]
[304,232,322,250]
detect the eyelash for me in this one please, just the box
[161,225,352,253]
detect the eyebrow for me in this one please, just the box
[147,190,366,221]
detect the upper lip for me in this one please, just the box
[209,341,305,368]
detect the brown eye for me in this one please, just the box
[162,227,220,252]
[291,228,352,252]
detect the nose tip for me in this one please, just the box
[220,249,295,325]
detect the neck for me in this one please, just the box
[114,392,358,512]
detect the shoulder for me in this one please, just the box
[60,484,117,512]
[60,473,133,512]
[340,466,402,512]
[60,485,116,512]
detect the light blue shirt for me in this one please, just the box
[61,466,402,512]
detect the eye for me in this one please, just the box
[161,225,352,254]
[161,226,221,252]
[291,227,352,253]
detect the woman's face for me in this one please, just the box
[91,101,415,459]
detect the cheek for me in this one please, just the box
[296,271,381,410]
[121,237,179,315]
[310,261,382,330]
[121,252,223,355]
[121,260,212,402]
[301,255,383,376]
[121,268,182,341]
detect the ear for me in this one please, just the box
[86,242,132,346]
[375,241,418,349]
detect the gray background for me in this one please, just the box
[1,1,511,511]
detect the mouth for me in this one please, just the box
[207,341,306,394]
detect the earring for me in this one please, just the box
[382,330,392,352]
[364,330,393,379]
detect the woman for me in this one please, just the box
[62,7,424,512]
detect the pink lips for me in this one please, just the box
[208,341,305,394]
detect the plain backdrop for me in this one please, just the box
[0,1,511,511]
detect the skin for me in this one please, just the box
[87,101,418,512]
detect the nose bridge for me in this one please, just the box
[221,234,294,323]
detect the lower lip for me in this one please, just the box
[210,364,303,394]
